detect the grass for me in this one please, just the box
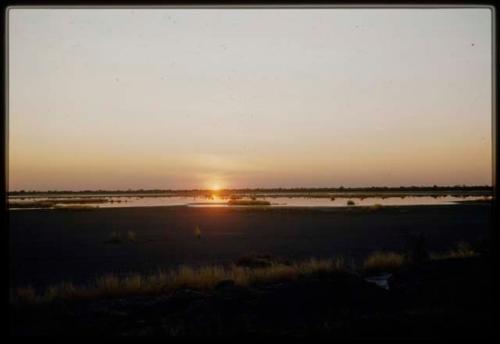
[11,258,346,306]
[430,241,478,260]
[10,241,483,307]
[361,251,406,275]
[127,230,137,242]
[195,226,202,239]
[14,287,37,304]
[360,242,479,275]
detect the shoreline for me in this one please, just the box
[7,200,493,211]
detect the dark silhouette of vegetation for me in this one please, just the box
[8,185,493,196]
[227,199,271,206]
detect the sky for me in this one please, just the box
[8,8,493,190]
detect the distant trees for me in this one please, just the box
[7,185,493,196]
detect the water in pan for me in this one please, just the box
[8,194,490,209]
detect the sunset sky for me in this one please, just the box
[8,8,493,191]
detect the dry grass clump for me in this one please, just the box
[170,265,228,290]
[231,258,344,286]
[14,287,38,304]
[195,226,202,239]
[11,258,345,306]
[127,230,137,242]
[430,241,477,260]
[361,251,405,274]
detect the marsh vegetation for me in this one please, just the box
[11,257,346,305]
[10,240,482,307]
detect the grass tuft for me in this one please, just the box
[370,204,383,211]
[127,230,137,242]
[361,251,405,274]
[14,287,38,305]
[195,226,202,239]
[430,241,478,260]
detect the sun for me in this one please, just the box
[211,184,221,192]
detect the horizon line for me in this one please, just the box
[7,185,494,193]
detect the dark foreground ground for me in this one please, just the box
[11,255,492,338]
[10,203,491,289]
[10,203,493,337]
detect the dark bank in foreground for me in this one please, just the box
[9,202,492,337]
[11,253,491,337]
[10,203,491,289]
